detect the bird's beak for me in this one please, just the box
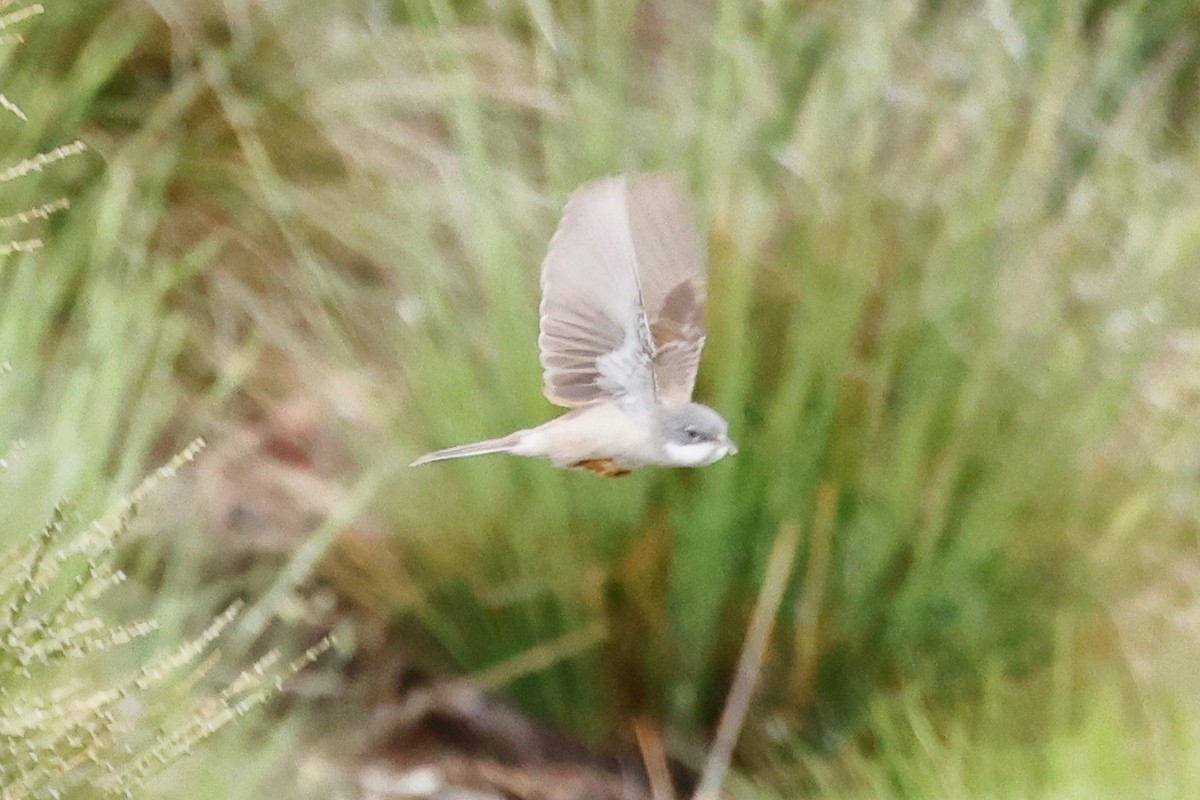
[722,435,738,456]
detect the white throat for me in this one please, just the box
[661,440,729,468]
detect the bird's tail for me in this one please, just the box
[409,432,522,467]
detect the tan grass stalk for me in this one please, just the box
[694,523,800,800]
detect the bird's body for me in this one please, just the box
[412,398,732,475]
[512,402,658,472]
[410,173,736,476]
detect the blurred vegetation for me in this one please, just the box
[0,5,329,799]
[4,0,1200,796]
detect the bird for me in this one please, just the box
[410,173,737,477]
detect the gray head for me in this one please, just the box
[659,403,738,467]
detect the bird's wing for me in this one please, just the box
[538,173,707,409]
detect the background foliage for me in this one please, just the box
[4,0,1200,796]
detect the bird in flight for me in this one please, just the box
[410,173,736,477]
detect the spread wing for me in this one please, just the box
[537,173,707,409]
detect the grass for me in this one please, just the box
[0,4,330,797]
[4,0,1200,796]
[0,432,330,796]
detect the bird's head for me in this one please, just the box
[660,403,737,467]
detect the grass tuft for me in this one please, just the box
[0,439,333,799]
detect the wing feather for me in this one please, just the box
[538,173,707,408]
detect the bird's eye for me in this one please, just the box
[685,426,700,440]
